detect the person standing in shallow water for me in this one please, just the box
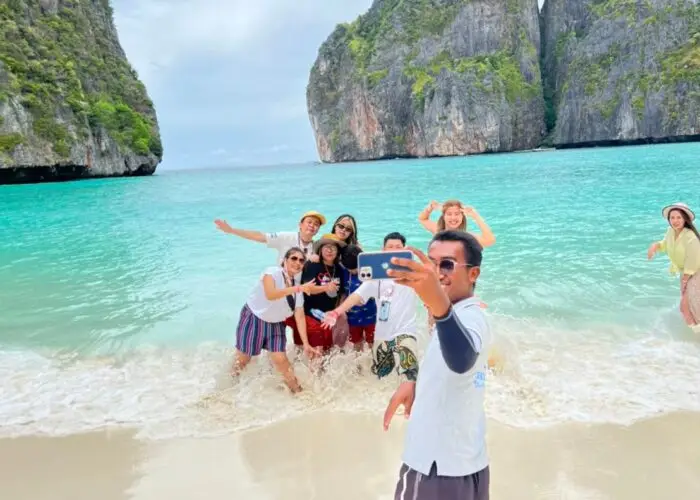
[322,233,420,381]
[337,244,377,352]
[294,234,346,353]
[231,247,321,393]
[418,199,496,248]
[383,230,492,500]
[647,202,700,333]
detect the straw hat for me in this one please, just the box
[313,233,346,254]
[662,202,695,222]
[300,210,326,226]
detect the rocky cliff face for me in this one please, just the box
[307,0,546,163]
[542,0,700,146]
[0,0,162,184]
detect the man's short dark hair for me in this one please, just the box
[341,244,362,270]
[430,230,483,267]
[383,232,406,246]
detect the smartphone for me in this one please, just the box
[357,250,414,281]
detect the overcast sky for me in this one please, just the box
[113,0,544,170]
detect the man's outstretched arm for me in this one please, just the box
[214,219,266,243]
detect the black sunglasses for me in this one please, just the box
[288,255,306,264]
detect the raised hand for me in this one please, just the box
[462,206,477,218]
[386,247,450,318]
[214,219,234,234]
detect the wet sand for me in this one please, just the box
[2,411,700,500]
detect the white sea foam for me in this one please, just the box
[1,313,699,440]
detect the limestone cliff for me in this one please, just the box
[542,0,700,147]
[0,0,162,184]
[306,0,546,163]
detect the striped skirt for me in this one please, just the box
[235,304,287,356]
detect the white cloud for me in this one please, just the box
[111,0,546,168]
[114,0,371,87]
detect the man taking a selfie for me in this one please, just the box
[384,230,492,500]
[321,232,420,383]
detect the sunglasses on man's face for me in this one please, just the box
[433,258,473,275]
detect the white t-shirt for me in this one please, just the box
[401,297,492,477]
[354,280,417,342]
[245,267,304,323]
[265,231,314,265]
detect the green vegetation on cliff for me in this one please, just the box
[404,49,540,107]
[0,0,161,158]
[342,0,461,77]
[548,0,700,135]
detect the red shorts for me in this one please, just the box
[286,315,333,351]
[349,324,375,345]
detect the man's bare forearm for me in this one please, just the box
[227,228,266,243]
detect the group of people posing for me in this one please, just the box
[215,201,496,499]
[212,199,699,500]
[213,200,496,393]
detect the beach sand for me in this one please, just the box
[2,411,700,500]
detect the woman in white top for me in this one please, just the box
[232,247,319,393]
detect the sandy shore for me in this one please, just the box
[2,411,700,500]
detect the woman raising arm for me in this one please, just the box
[418,199,496,248]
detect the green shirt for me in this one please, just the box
[658,227,700,276]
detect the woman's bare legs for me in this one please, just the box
[269,352,302,393]
[230,350,252,377]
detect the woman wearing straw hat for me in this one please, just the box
[290,233,347,353]
[648,202,700,332]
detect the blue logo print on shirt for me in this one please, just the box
[473,371,486,389]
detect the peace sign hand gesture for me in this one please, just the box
[386,247,451,319]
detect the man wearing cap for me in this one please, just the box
[214,211,326,264]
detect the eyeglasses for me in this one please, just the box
[335,223,353,233]
[432,258,474,275]
[288,256,306,264]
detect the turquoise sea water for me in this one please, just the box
[1,143,699,438]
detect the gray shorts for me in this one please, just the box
[394,462,489,500]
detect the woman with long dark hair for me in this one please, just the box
[331,214,359,246]
[648,202,700,332]
[309,214,360,264]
